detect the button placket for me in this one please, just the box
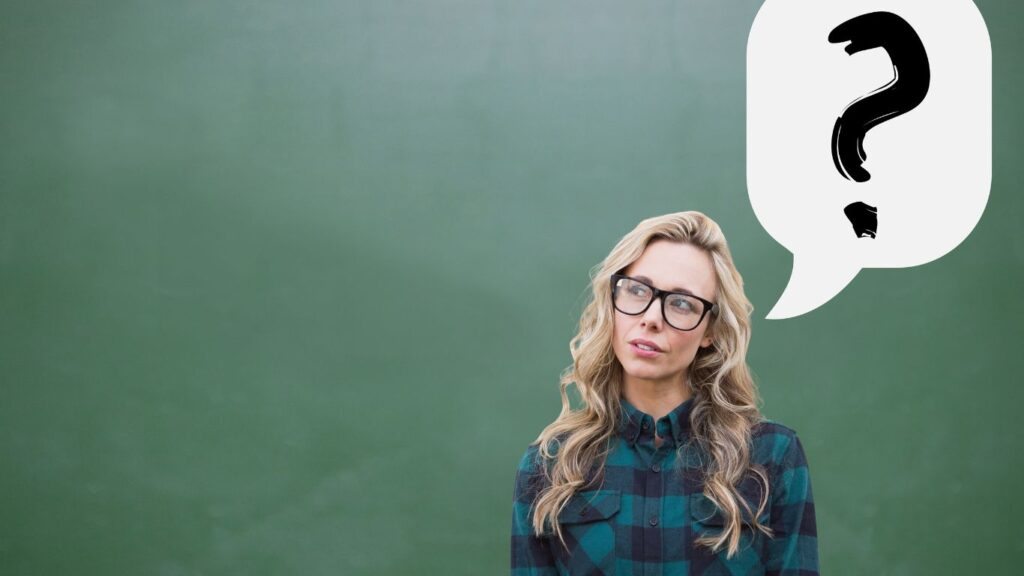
[641,436,666,566]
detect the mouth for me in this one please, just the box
[629,339,663,354]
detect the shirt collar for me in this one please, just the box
[618,395,695,446]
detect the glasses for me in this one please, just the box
[610,274,716,331]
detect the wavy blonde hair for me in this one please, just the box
[530,211,772,557]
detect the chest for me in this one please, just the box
[549,438,770,575]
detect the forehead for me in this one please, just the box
[623,240,717,298]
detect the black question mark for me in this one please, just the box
[829,11,930,238]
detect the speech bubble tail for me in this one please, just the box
[766,256,860,320]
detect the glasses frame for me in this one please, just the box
[610,274,717,332]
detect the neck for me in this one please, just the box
[621,373,692,421]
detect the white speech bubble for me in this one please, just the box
[747,0,991,319]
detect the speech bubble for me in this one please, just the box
[747,0,991,319]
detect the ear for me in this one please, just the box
[699,325,714,349]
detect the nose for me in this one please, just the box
[641,295,664,327]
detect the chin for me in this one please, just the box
[621,363,664,380]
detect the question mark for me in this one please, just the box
[829,11,930,238]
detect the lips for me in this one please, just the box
[629,339,662,352]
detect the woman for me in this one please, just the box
[511,211,818,575]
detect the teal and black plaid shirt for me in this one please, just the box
[511,397,818,575]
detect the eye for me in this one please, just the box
[627,282,650,297]
[668,295,696,313]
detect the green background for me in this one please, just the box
[2,0,1022,574]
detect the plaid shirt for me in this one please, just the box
[511,397,818,575]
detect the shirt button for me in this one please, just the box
[641,421,649,430]
[649,516,659,526]
[651,464,661,473]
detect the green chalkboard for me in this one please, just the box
[2,0,1022,574]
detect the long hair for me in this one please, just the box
[529,211,772,557]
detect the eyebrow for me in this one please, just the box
[632,275,695,296]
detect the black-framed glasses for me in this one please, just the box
[610,274,716,331]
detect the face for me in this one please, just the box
[611,240,717,390]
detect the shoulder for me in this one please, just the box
[750,418,810,471]
[513,439,559,500]
[515,429,573,470]
[749,419,815,511]
[515,442,545,475]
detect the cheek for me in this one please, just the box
[667,332,703,360]
[611,316,627,353]
[611,315,642,363]
[612,312,632,339]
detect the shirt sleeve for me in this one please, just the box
[511,445,559,576]
[764,432,820,576]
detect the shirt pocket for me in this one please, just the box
[689,491,768,572]
[554,489,621,574]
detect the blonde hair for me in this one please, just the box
[530,211,772,557]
